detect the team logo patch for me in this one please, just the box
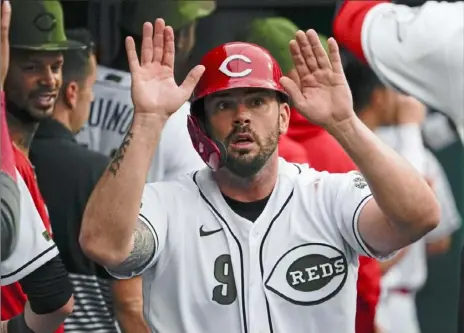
[219,54,252,78]
[265,243,348,305]
[352,171,368,189]
[33,13,57,32]
[42,230,52,242]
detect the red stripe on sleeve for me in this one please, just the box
[333,1,389,63]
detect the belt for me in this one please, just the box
[391,288,412,294]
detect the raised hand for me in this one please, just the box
[280,29,354,129]
[126,19,205,119]
[1,0,11,91]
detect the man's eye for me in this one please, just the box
[217,102,229,110]
[250,98,264,107]
[51,64,61,73]
[22,65,37,72]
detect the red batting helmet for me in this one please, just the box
[188,42,288,171]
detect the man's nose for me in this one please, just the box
[38,68,56,88]
[233,102,251,125]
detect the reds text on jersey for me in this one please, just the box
[108,159,391,333]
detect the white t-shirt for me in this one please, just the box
[1,170,58,286]
[109,159,390,333]
[361,1,464,132]
[76,65,205,182]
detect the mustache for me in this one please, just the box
[225,125,256,144]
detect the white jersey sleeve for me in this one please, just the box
[361,1,464,128]
[423,150,462,242]
[1,170,58,286]
[375,124,427,174]
[320,170,385,259]
[106,182,170,279]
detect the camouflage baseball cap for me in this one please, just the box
[121,0,216,34]
[9,0,84,51]
[239,17,329,74]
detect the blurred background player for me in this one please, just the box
[75,0,212,182]
[344,53,461,333]
[333,0,464,137]
[239,17,382,333]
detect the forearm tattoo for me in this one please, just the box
[113,219,156,274]
[108,131,134,176]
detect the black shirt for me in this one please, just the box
[30,118,118,333]
[223,194,271,222]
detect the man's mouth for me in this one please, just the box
[33,92,57,109]
[230,133,254,148]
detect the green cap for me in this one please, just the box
[121,0,216,34]
[9,0,84,51]
[239,17,329,74]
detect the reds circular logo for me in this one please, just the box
[219,55,252,78]
[265,243,348,305]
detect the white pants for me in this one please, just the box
[376,291,421,333]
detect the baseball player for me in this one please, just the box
[375,125,462,333]
[333,0,464,138]
[80,20,440,332]
[75,0,212,182]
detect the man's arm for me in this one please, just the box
[112,276,150,333]
[2,255,74,333]
[79,19,203,268]
[328,117,440,256]
[333,1,464,127]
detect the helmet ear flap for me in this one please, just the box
[188,100,227,171]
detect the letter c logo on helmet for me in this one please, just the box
[219,55,252,78]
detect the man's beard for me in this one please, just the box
[224,123,280,178]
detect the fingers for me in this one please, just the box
[162,26,175,70]
[153,18,165,63]
[1,0,11,41]
[125,36,140,74]
[289,39,311,81]
[306,29,331,70]
[279,76,305,109]
[140,22,154,65]
[327,37,344,75]
[179,65,205,99]
[295,30,318,72]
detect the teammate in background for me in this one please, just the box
[239,17,382,333]
[80,20,440,332]
[75,0,212,182]
[0,0,19,262]
[1,1,75,332]
[333,0,464,136]
[344,54,460,333]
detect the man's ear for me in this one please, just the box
[62,81,79,109]
[279,102,291,135]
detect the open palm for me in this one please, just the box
[280,30,354,128]
[126,19,205,118]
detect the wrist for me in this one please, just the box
[131,112,168,131]
[325,115,362,139]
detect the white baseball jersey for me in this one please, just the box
[108,159,392,333]
[76,65,205,182]
[1,170,58,286]
[361,1,464,132]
